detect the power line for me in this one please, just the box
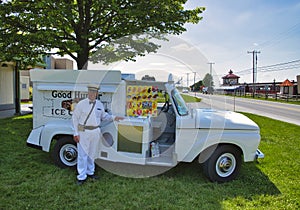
[236,59,300,75]
[259,22,300,50]
[259,59,300,72]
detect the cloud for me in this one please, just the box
[171,43,196,52]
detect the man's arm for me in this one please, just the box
[72,103,81,143]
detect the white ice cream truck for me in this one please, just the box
[26,69,264,182]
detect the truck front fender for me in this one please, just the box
[178,129,260,163]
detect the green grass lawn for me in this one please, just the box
[181,94,201,103]
[0,112,299,209]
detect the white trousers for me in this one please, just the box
[77,129,101,181]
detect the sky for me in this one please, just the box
[87,0,300,87]
[182,0,300,85]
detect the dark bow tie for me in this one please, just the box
[89,101,95,104]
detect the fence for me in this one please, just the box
[218,89,300,102]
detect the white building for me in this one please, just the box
[0,57,74,118]
[0,62,16,118]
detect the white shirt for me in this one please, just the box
[72,98,113,136]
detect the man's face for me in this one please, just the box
[88,90,98,101]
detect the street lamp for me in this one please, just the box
[273,79,277,100]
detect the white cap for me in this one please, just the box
[87,84,99,91]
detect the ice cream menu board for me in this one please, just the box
[126,85,159,117]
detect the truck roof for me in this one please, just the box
[30,69,121,84]
[30,69,174,92]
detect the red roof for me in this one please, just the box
[280,79,293,86]
[222,70,240,79]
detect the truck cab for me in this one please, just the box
[27,69,264,182]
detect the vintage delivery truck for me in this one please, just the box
[26,69,264,182]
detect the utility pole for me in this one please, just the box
[207,62,215,93]
[186,73,189,88]
[247,50,260,98]
[193,72,196,96]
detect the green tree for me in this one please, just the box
[203,73,213,87]
[0,0,205,69]
[191,80,203,91]
[202,73,214,93]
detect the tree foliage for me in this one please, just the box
[0,0,205,69]
[203,73,214,87]
[191,80,203,91]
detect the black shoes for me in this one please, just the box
[87,174,99,180]
[77,179,86,186]
[77,174,99,185]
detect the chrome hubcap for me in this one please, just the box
[216,153,236,177]
[60,144,77,166]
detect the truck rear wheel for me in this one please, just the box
[52,136,77,168]
[202,145,242,182]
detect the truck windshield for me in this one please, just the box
[171,89,189,116]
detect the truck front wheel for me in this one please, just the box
[52,136,77,168]
[202,145,242,182]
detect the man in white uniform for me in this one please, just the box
[72,84,123,185]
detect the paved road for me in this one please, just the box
[186,93,300,126]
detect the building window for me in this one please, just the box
[283,86,289,94]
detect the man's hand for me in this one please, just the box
[114,116,125,122]
[73,135,80,143]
